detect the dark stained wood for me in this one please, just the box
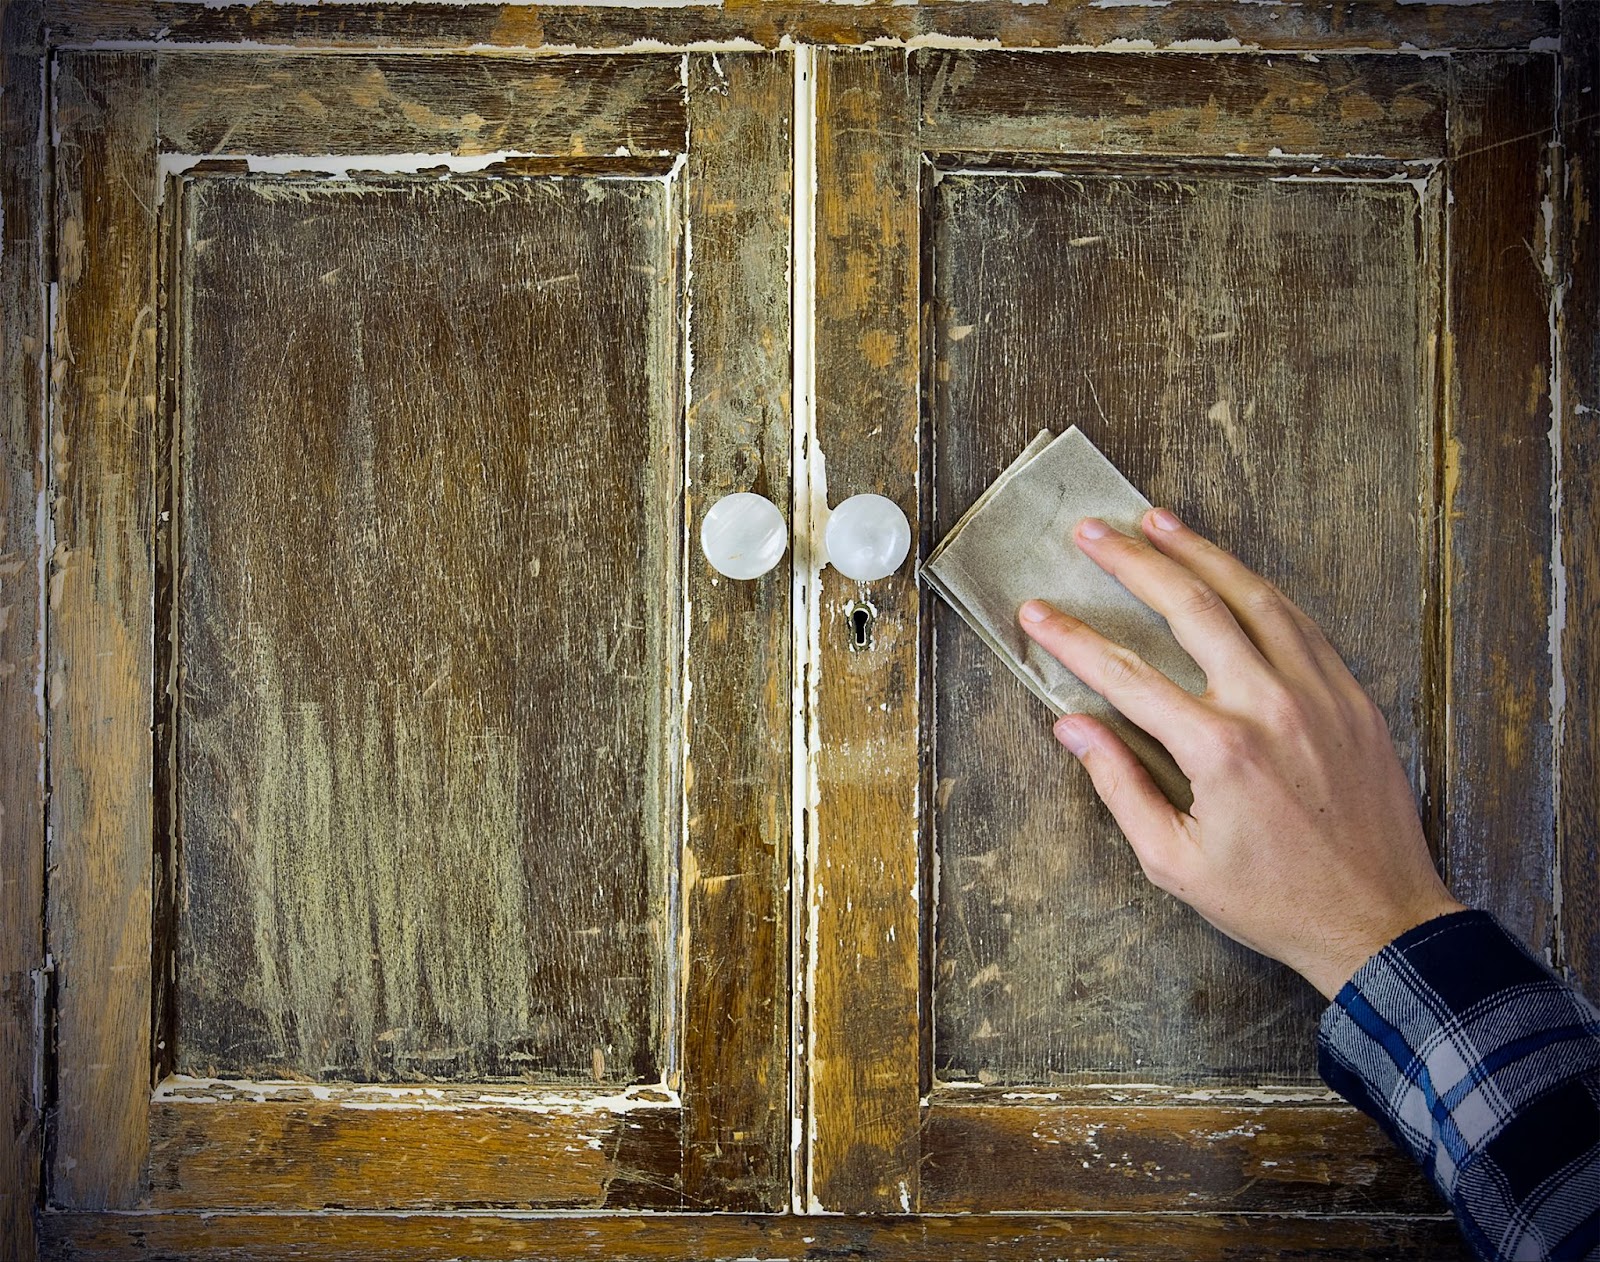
[148,1093,681,1210]
[157,53,685,159]
[1441,55,1559,956]
[1559,4,1600,998]
[920,1101,1441,1214]
[38,1209,1472,1261]
[172,174,679,1084]
[927,169,1427,1085]
[47,50,159,1211]
[809,48,923,1214]
[42,0,1558,54]
[918,52,1448,160]
[679,53,792,1211]
[1,2,48,1256]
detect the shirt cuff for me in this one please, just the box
[1316,908,1600,1201]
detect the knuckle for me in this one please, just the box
[1177,581,1224,619]
[1242,582,1284,618]
[1097,645,1146,689]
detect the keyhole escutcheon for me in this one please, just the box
[846,600,875,651]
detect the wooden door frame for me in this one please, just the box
[4,3,1593,1260]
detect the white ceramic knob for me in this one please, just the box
[700,492,787,580]
[824,494,911,582]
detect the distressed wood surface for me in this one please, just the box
[808,48,923,1214]
[148,1094,680,1210]
[38,1209,1471,1261]
[157,53,685,159]
[172,174,678,1084]
[1441,55,1558,956]
[919,1102,1440,1214]
[679,53,792,1211]
[1,2,47,1256]
[42,0,1559,53]
[918,52,1447,160]
[928,170,1426,1085]
[47,50,159,1211]
[1559,3,1599,1000]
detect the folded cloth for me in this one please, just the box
[920,426,1205,808]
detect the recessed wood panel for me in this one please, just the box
[928,171,1428,1085]
[172,174,680,1083]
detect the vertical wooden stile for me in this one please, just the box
[47,52,159,1208]
[1442,54,1559,954]
[809,47,923,1213]
[1,1,49,1254]
[680,51,793,1210]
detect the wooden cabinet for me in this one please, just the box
[2,5,1594,1259]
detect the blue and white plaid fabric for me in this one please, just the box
[1319,910,1600,1261]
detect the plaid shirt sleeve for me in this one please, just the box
[1317,909,1600,1262]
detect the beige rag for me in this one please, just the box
[920,426,1205,808]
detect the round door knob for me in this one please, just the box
[824,494,911,582]
[700,492,787,579]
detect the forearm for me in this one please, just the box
[1318,910,1600,1262]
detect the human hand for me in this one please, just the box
[1017,509,1464,999]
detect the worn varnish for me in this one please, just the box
[172,176,679,1083]
[929,172,1426,1085]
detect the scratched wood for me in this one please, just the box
[148,1094,682,1210]
[1,2,47,1255]
[679,53,792,1211]
[1560,5,1600,998]
[41,0,1558,54]
[918,52,1448,160]
[1440,55,1558,957]
[920,1102,1440,1214]
[37,1210,1472,1261]
[928,170,1426,1085]
[47,51,160,1211]
[808,48,924,1214]
[156,53,686,159]
[172,174,679,1084]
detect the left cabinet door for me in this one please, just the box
[46,50,793,1217]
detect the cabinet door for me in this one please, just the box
[806,46,1562,1246]
[48,50,791,1216]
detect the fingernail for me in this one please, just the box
[1054,717,1091,757]
[1077,517,1111,540]
[1150,508,1182,532]
[1019,599,1053,623]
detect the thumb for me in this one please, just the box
[1054,714,1189,890]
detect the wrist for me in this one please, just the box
[1301,896,1468,1000]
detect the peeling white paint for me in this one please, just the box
[154,1074,681,1114]
[790,41,821,1217]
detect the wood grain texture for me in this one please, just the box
[1441,55,1559,955]
[42,0,1558,53]
[1559,3,1600,999]
[920,1101,1440,1214]
[1,2,47,1256]
[148,1095,681,1209]
[808,48,923,1214]
[918,52,1448,160]
[172,175,679,1084]
[927,171,1427,1085]
[37,1209,1471,1261]
[47,50,159,1211]
[157,53,686,159]
[680,53,792,1210]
